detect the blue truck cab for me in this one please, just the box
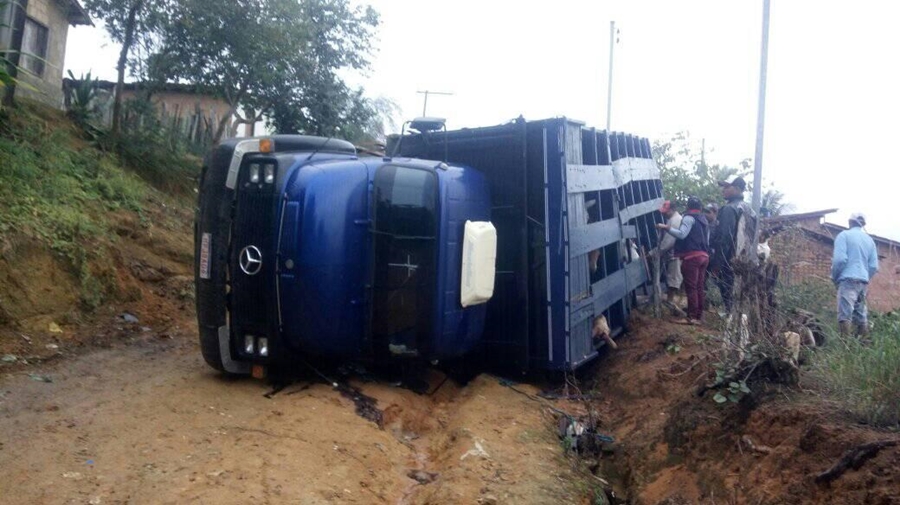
[195,136,492,375]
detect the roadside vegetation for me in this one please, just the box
[812,310,900,427]
[0,100,195,310]
[769,276,900,427]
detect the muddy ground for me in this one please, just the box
[0,326,587,504]
[585,315,900,505]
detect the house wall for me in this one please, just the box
[769,220,900,312]
[118,89,235,140]
[770,228,836,286]
[121,90,232,127]
[0,3,13,49]
[867,243,900,311]
[16,0,70,108]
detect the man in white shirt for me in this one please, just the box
[655,200,683,304]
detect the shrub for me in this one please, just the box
[101,96,201,195]
[64,70,101,128]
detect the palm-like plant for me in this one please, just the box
[65,69,100,126]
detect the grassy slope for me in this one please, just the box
[0,100,196,320]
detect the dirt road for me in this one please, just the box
[0,329,584,505]
[4,314,900,505]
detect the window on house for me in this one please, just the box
[20,17,49,77]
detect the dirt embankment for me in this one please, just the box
[582,315,900,505]
[0,200,195,366]
[5,299,897,505]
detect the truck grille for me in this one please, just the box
[230,162,278,341]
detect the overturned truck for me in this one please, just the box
[194,117,664,376]
[390,117,664,371]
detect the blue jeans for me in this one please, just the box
[837,279,868,324]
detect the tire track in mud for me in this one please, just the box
[325,375,446,504]
[339,372,585,505]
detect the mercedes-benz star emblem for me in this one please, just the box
[239,245,263,275]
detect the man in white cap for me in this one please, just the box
[831,212,879,337]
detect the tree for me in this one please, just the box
[82,0,168,135]
[339,94,398,145]
[653,132,791,216]
[267,78,397,145]
[156,0,379,144]
[760,188,792,217]
[653,132,747,209]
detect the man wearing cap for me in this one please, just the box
[654,200,683,305]
[711,175,757,313]
[831,213,879,337]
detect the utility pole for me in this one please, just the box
[416,90,453,117]
[751,0,770,215]
[606,21,617,132]
[751,0,771,259]
[701,138,706,170]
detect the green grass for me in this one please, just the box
[774,280,898,426]
[777,279,838,336]
[812,311,900,427]
[0,100,196,310]
[1,106,143,229]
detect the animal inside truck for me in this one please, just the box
[194,117,664,377]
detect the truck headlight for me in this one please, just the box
[249,164,260,183]
[264,165,275,184]
[258,337,269,357]
[244,334,255,354]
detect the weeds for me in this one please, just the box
[768,273,898,426]
[0,100,193,311]
[99,96,201,195]
[699,257,898,427]
[812,310,900,427]
[778,279,837,337]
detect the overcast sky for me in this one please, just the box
[66,0,900,240]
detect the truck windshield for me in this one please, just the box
[372,165,438,354]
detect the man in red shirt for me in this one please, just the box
[657,197,710,324]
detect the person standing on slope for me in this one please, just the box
[657,197,710,325]
[831,212,879,338]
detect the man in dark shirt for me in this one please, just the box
[711,176,757,312]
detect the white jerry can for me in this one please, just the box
[460,220,497,308]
